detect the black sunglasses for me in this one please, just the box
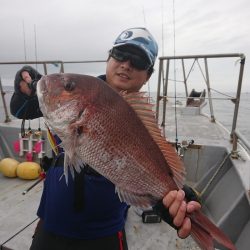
[109,48,151,71]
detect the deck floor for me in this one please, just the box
[0,175,42,249]
[0,174,199,250]
[0,102,249,249]
[159,104,231,147]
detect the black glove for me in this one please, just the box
[153,185,200,229]
[40,156,54,172]
[182,184,200,203]
[153,200,179,229]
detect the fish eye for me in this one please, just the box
[64,81,76,91]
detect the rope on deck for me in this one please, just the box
[199,152,232,198]
[0,217,39,250]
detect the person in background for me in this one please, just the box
[10,65,43,119]
[10,27,201,250]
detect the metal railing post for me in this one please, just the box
[0,77,11,123]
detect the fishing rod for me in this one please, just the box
[22,20,27,61]
[22,172,46,195]
[171,0,179,151]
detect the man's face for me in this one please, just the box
[106,46,150,93]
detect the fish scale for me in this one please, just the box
[37,73,236,250]
[74,99,173,204]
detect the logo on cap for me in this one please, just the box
[120,31,133,40]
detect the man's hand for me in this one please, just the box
[20,80,32,96]
[162,190,201,238]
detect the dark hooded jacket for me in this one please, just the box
[10,65,43,119]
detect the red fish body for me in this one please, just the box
[37,73,236,250]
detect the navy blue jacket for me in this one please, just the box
[38,163,128,239]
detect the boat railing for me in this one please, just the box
[0,59,106,74]
[1,57,248,155]
[233,130,250,155]
[0,77,11,123]
[155,53,246,154]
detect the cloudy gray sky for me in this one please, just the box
[0,0,250,93]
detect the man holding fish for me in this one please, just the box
[11,28,203,250]
[10,65,43,119]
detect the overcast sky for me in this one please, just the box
[0,0,250,93]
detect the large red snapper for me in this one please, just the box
[37,73,236,250]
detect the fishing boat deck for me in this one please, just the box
[0,113,203,250]
[0,100,250,249]
[160,102,250,191]
[0,117,200,250]
[0,182,201,250]
[163,105,230,146]
[0,104,248,250]
[0,175,42,249]
[0,175,200,250]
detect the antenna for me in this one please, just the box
[22,20,27,61]
[142,5,147,27]
[33,24,41,133]
[34,24,38,70]
[172,0,179,150]
[141,5,151,96]
[161,0,165,56]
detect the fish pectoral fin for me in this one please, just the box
[115,186,155,209]
[64,152,85,180]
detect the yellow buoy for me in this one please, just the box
[17,162,41,180]
[0,158,20,178]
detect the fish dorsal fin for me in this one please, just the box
[121,91,185,187]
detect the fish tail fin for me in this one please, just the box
[190,210,236,250]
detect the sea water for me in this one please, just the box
[1,86,250,143]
